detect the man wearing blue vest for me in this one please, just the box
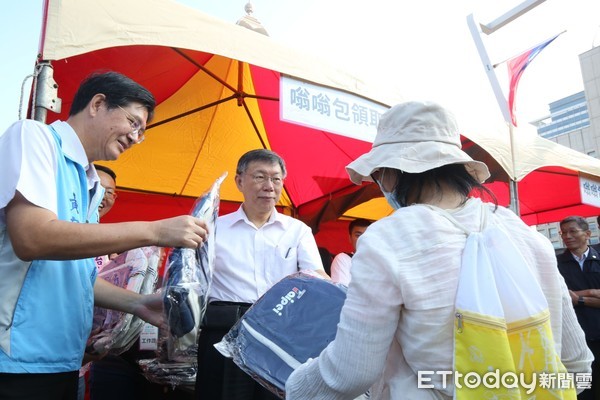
[0,71,208,400]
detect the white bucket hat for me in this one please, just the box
[346,101,490,184]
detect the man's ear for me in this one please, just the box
[89,94,106,116]
[235,174,243,190]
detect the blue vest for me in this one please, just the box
[0,126,98,373]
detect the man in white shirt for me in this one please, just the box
[331,218,372,286]
[195,149,326,400]
[0,71,208,400]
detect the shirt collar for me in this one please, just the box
[570,247,590,260]
[50,121,89,167]
[570,247,590,271]
[224,205,286,229]
[50,120,99,190]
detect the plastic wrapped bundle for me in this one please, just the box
[215,271,347,398]
[86,246,161,355]
[137,358,197,390]
[160,172,227,362]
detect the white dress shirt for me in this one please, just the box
[570,248,589,271]
[330,252,352,286]
[209,206,324,303]
[0,119,100,227]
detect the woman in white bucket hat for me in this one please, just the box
[285,101,592,399]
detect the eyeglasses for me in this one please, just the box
[248,174,284,186]
[103,189,118,201]
[117,105,145,144]
[559,229,585,237]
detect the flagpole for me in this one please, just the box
[467,13,520,214]
[479,0,546,34]
[467,1,553,216]
[466,14,512,124]
[508,123,520,215]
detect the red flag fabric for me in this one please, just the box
[507,33,561,126]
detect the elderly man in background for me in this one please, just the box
[557,216,600,400]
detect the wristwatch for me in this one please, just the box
[578,296,585,307]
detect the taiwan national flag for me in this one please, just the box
[507,32,562,126]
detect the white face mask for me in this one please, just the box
[374,168,403,210]
[382,189,403,210]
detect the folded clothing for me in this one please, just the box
[216,272,347,397]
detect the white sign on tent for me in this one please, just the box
[580,175,600,208]
[280,76,388,143]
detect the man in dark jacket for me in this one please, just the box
[557,216,600,399]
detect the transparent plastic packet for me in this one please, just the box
[137,357,197,390]
[215,271,347,398]
[158,172,227,362]
[86,246,161,355]
[108,249,161,354]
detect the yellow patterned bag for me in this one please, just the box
[437,205,576,399]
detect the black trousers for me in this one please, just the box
[194,303,279,400]
[0,371,78,400]
[578,340,600,400]
[89,354,193,400]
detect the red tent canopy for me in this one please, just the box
[34,0,600,253]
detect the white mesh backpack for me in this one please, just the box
[433,204,576,399]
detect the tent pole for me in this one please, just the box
[508,179,520,215]
[33,61,61,123]
[508,123,521,215]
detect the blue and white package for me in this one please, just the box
[161,172,227,362]
[215,271,347,398]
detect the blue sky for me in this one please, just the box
[1,0,599,133]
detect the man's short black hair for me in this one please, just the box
[94,164,117,182]
[236,149,287,177]
[560,215,589,231]
[349,218,372,235]
[69,71,156,122]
